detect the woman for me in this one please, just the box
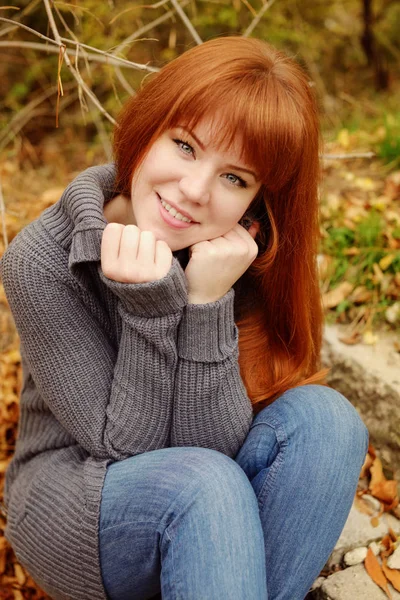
[0,37,367,600]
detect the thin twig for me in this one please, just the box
[89,106,113,162]
[42,0,116,126]
[169,0,202,45]
[0,16,60,43]
[109,0,171,25]
[0,40,159,71]
[111,2,190,56]
[0,175,8,251]
[114,66,136,96]
[243,0,277,37]
[321,152,376,159]
[54,2,92,77]
[60,37,159,72]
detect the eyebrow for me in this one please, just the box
[177,126,258,181]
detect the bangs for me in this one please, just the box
[163,71,310,193]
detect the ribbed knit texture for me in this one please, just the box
[0,164,254,600]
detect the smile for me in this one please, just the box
[157,194,197,230]
[160,198,193,222]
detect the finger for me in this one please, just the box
[248,221,260,239]
[155,240,173,276]
[119,224,140,260]
[101,223,124,266]
[137,230,157,263]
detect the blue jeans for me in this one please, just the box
[99,385,368,600]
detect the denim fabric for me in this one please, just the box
[99,385,368,600]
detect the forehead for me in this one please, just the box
[174,114,248,163]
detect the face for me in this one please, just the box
[128,117,262,252]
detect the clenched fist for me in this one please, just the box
[101,223,173,283]
[185,221,260,305]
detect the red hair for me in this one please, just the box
[113,37,327,413]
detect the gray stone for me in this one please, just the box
[313,564,400,599]
[369,541,382,556]
[344,546,368,566]
[322,324,400,481]
[328,503,400,566]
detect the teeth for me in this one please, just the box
[160,198,192,223]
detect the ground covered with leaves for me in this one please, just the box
[0,134,399,598]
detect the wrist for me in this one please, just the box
[188,294,223,305]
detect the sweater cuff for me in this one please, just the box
[98,257,188,317]
[177,288,238,362]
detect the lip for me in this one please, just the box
[158,195,197,230]
[156,193,198,223]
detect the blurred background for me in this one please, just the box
[0,1,399,598]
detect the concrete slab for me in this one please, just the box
[328,502,400,566]
[313,564,400,600]
[322,324,400,481]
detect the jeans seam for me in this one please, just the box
[249,421,288,513]
[162,526,180,599]
[100,519,161,534]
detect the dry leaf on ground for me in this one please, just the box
[382,558,400,593]
[365,547,392,599]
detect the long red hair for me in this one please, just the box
[113,37,327,414]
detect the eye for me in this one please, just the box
[173,138,195,156]
[224,173,248,189]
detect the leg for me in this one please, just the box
[234,384,369,600]
[99,446,267,600]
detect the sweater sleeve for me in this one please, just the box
[0,242,187,461]
[171,288,254,459]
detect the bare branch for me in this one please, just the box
[0,16,61,44]
[114,66,136,96]
[243,0,277,38]
[0,40,159,72]
[0,175,8,251]
[169,0,202,45]
[321,152,376,159]
[42,0,116,126]
[0,83,78,152]
[110,0,191,56]
[89,106,113,162]
[60,37,159,72]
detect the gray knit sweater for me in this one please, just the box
[0,164,254,600]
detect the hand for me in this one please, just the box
[101,223,173,283]
[185,221,260,304]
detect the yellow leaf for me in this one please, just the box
[364,547,392,598]
[363,330,379,345]
[354,177,377,191]
[337,129,350,149]
[379,254,396,271]
[382,558,400,592]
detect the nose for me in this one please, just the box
[178,165,211,205]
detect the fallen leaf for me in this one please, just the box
[371,515,382,527]
[369,458,399,508]
[339,331,361,345]
[322,281,353,309]
[337,129,350,149]
[364,547,392,598]
[382,558,400,592]
[380,254,396,271]
[360,453,374,478]
[363,330,379,345]
[355,494,375,515]
[349,285,373,304]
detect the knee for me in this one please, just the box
[252,384,369,463]
[182,447,256,502]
